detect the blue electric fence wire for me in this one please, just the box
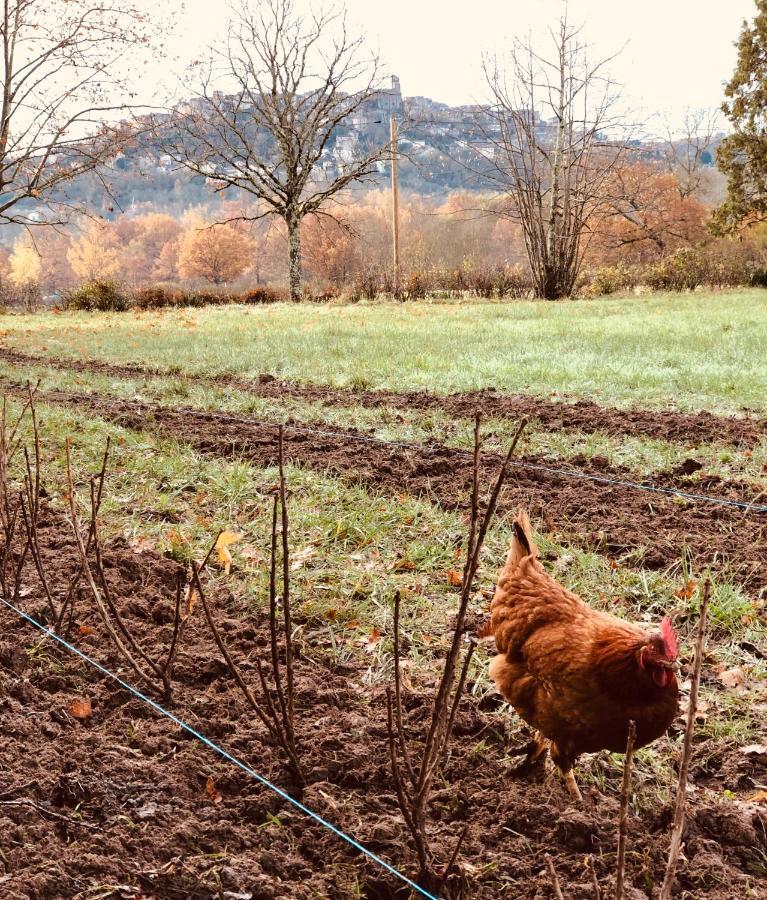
[0,594,440,900]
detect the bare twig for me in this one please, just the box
[191,433,304,794]
[191,559,277,736]
[277,426,296,726]
[0,799,99,831]
[392,590,416,784]
[162,571,187,683]
[659,579,711,900]
[441,822,470,887]
[587,855,602,900]
[616,719,637,900]
[544,853,565,900]
[64,439,159,691]
[441,639,477,768]
[386,416,527,891]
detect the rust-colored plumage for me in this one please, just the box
[489,510,679,799]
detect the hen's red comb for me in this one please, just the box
[660,617,679,659]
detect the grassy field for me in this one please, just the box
[2,289,767,412]
[1,294,766,897]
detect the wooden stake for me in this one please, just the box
[544,854,565,900]
[390,114,400,295]
[659,579,710,900]
[615,720,636,900]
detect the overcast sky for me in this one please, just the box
[168,0,757,128]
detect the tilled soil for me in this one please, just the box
[2,510,765,899]
[12,384,767,596]
[0,347,764,448]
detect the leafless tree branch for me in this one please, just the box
[156,0,391,300]
[478,14,636,298]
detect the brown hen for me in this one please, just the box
[489,510,679,800]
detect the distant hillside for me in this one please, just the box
[1,77,723,247]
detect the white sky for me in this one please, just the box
[167,0,758,127]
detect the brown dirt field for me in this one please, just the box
[2,509,765,899]
[0,347,764,448]
[10,384,767,596]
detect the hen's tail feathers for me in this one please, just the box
[503,508,537,576]
[511,508,536,563]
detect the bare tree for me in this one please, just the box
[0,0,155,228]
[662,108,720,201]
[480,16,632,299]
[159,0,390,301]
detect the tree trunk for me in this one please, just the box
[287,214,302,302]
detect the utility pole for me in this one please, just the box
[390,114,400,295]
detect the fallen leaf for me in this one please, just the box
[719,667,747,689]
[78,624,95,637]
[218,545,234,574]
[215,530,243,574]
[679,694,709,723]
[216,530,244,549]
[239,544,263,562]
[69,698,92,720]
[447,569,463,587]
[747,790,767,804]
[182,585,199,620]
[674,579,698,600]
[366,627,383,649]
[290,546,317,571]
[166,529,187,547]
[393,558,415,572]
[742,744,767,757]
[205,776,222,804]
[129,537,156,555]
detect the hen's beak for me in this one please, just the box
[659,659,678,671]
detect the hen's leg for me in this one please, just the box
[562,769,582,801]
[550,744,582,801]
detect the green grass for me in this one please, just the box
[2,290,767,413]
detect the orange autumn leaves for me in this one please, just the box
[215,530,244,575]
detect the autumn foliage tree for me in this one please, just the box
[595,163,709,264]
[68,223,121,283]
[115,214,182,284]
[301,215,362,288]
[176,224,254,285]
[8,237,42,288]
